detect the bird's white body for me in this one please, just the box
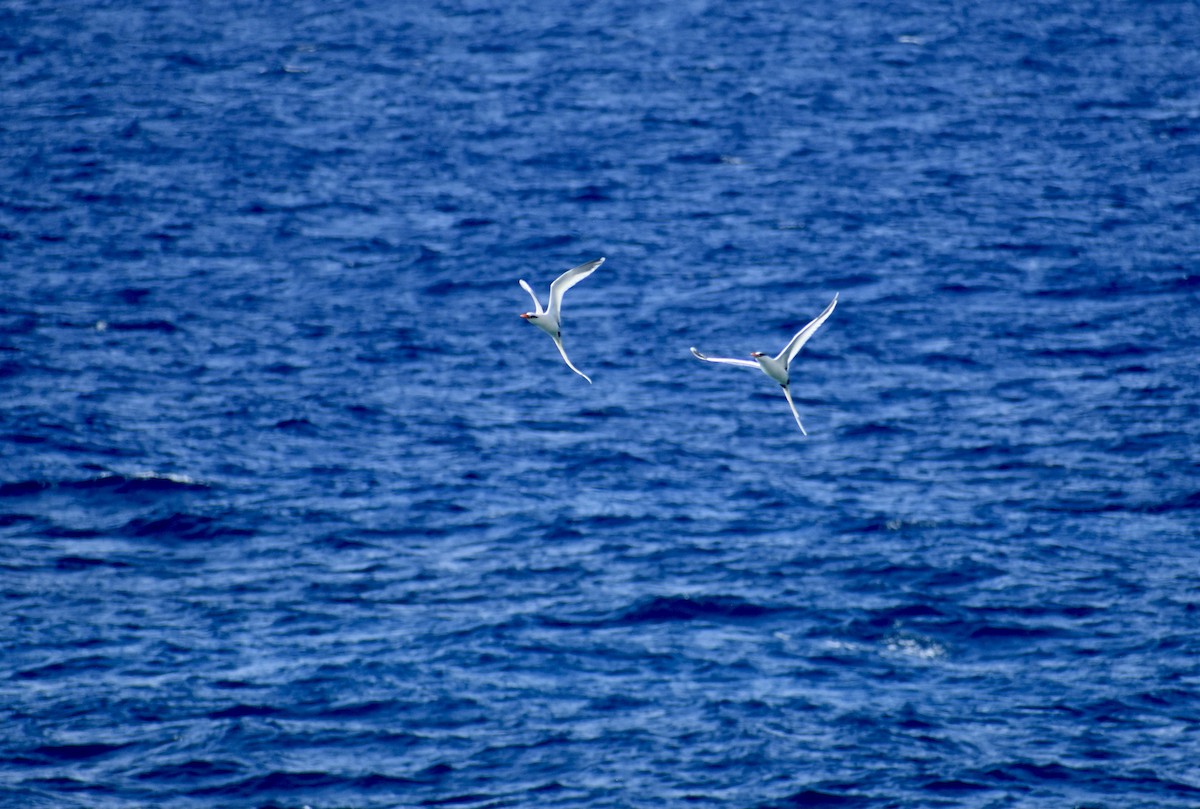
[752,354,789,387]
[519,257,604,383]
[690,293,838,435]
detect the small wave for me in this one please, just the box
[0,480,52,497]
[103,319,179,333]
[971,760,1083,787]
[30,742,130,762]
[136,759,242,782]
[265,362,301,375]
[1031,343,1154,360]
[539,596,779,629]
[758,786,873,807]
[274,417,317,434]
[968,624,1064,641]
[419,793,498,806]
[618,595,775,624]
[67,472,209,494]
[872,603,947,622]
[2,432,48,445]
[840,422,913,438]
[578,405,631,418]
[409,245,443,265]
[208,704,283,720]
[567,449,651,471]
[17,655,115,680]
[1145,490,1200,514]
[116,287,151,304]
[123,512,254,541]
[0,473,209,498]
[0,512,36,528]
[422,279,471,296]
[920,778,991,793]
[1037,489,1200,515]
[981,241,1083,258]
[0,313,37,335]
[318,700,394,719]
[567,185,612,202]
[189,771,341,796]
[937,282,997,294]
[189,770,422,797]
[1170,273,1200,290]
[515,234,576,251]
[669,151,728,164]
[921,351,982,367]
[54,555,131,571]
[884,633,948,661]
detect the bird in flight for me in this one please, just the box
[690,293,838,435]
[519,257,604,383]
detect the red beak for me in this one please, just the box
[520,313,531,319]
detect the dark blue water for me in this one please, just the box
[3,1,1200,807]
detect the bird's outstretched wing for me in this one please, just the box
[518,278,544,314]
[780,386,808,435]
[547,257,604,320]
[777,293,839,367]
[551,334,592,383]
[689,347,759,369]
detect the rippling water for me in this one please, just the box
[3,1,1200,807]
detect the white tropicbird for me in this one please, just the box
[519,257,604,383]
[690,293,838,435]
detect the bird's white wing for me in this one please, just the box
[777,293,839,367]
[780,386,808,436]
[518,278,544,314]
[689,347,759,368]
[551,334,592,383]
[547,257,604,319]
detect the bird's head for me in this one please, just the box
[750,351,765,358]
[520,312,537,320]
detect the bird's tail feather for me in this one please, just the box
[781,387,807,435]
[552,335,592,384]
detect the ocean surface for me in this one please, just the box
[3,1,1200,807]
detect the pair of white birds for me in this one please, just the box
[519,257,839,435]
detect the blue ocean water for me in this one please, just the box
[3,0,1200,806]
